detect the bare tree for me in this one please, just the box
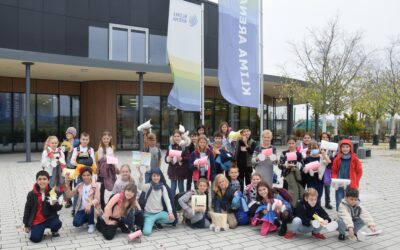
[291,18,367,134]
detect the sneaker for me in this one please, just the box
[338,234,346,241]
[325,204,333,210]
[71,210,75,217]
[65,200,72,208]
[88,225,95,234]
[312,232,326,240]
[155,223,163,230]
[284,231,295,239]
[51,232,60,237]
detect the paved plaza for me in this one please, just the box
[1,144,399,250]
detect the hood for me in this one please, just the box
[340,198,360,207]
[339,139,353,154]
[32,183,49,195]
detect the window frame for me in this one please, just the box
[109,23,149,63]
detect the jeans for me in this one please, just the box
[143,211,171,236]
[73,207,95,227]
[170,179,184,195]
[324,184,331,205]
[30,217,62,243]
[335,187,346,211]
[290,217,322,234]
[123,209,144,231]
[338,218,364,235]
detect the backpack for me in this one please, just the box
[274,187,292,203]
[174,192,187,211]
[76,146,94,166]
[215,148,233,172]
[235,210,249,225]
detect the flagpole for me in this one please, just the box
[200,2,205,125]
[259,0,264,142]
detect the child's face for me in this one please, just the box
[303,135,311,145]
[214,137,222,144]
[197,182,208,194]
[198,139,207,149]
[173,133,181,144]
[80,136,89,147]
[251,175,261,186]
[305,195,318,207]
[287,139,296,151]
[81,171,92,184]
[242,129,250,138]
[258,186,269,199]
[66,133,74,140]
[228,168,239,180]
[102,135,111,146]
[198,128,205,135]
[321,134,329,141]
[36,175,49,190]
[49,139,58,149]
[346,196,358,206]
[148,138,156,147]
[221,125,228,133]
[341,144,351,154]
[190,135,198,144]
[151,173,160,183]
[124,190,135,200]
[120,167,131,181]
[217,178,227,190]
[262,133,272,144]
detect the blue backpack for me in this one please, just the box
[215,149,233,171]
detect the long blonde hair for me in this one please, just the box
[120,164,133,182]
[212,174,229,194]
[99,131,114,154]
[44,136,59,151]
[196,135,208,153]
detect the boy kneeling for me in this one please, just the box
[338,188,376,241]
[23,171,62,243]
[284,188,331,240]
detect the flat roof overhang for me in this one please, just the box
[0,48,305,105]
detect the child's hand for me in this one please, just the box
[168,213,175,222]
[369,225,376,232]
[177,156,182,161]
[24,227,30,233]
[348,227,355,237]
[262,209,268,214]
[321,220,329,226]
[166,156,172,162]
[84,204,92,214]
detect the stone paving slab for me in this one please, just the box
[1,144,399,250]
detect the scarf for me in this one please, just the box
[151,182,163,191]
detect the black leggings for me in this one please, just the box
[98,179,106,211]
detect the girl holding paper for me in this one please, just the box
[252,130,277,186]
[96,131,119,210]
[189,135,216,185]
[166,129,190,195]
[278,136,304,208]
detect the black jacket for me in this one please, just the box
[23,184,62,228]
[213,186,236,213]
[294,199,331,227]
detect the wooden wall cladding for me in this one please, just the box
[59,81,80,95]
[0,77,81,95]
[0,77,12,91]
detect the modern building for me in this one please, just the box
[0,0,298,152]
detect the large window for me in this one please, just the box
[89,26,108,60]
[149,34,168,65]
[109,24,148,63]
[0,92,80,152]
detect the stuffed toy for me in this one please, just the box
[209,212,229,232]
[228,130,242,143]
[137,119,152,133]
[74,164,97,178]
[60,140,72,154]
[232,191,249,225]
[128,228,142,243]
[303,161,320,175]
[179,124,191,148]
[311,214,338,232]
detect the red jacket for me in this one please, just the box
[331,139,363,189]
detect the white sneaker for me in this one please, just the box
[88,225,95,234]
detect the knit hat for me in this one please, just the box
[65,127,77,137]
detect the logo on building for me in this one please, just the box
[189,14,198,27]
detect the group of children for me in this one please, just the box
[23,123,378,244]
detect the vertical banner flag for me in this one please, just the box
[167,0,202,111]
[218,0,261,108]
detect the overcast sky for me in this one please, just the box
[209,0,400,78]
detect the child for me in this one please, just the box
[244,173,262,218]
[70,132,96,216]
[96,131,119,210]
[178,178,211,228]
[284,188,331,240]
[218,121,231,148]
[209,174,238,229]
[321,132,335,209]
[228,165,241,192]
[166,129,190,195]
[212,131,231,175]
[97,183,144,240]
[297,133,312,158]
[138,168,175,236]
[337,188,376,241]
[144,133,163,183]
[252,181,281,236]
[41,136,66,191]
[252,129,277,186]
[62,127,79,208]
[186,131,199,191]
[112,164,137,194]
[197,124,207,138]
[278,135,304,208]
[189,135,216,186]
[64,167,101,234]
[236,127,256,191]
[23,171,62,243]
[303,141,331,205]
[331,139,363,211]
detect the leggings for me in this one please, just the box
[97,210,144,241]
[143,211,171,236]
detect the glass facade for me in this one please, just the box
[88,26,109,60]
[0,92,80,152]
[149,34,168,65]
[131,30,147,63]
[111,27,129,62]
